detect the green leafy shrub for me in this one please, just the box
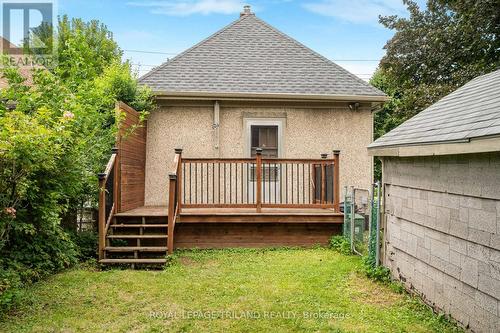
[70,231,98,261]
[329,236,351,255]
[0,269,23,313]
[362,256,392,283]
[0,15,154,314]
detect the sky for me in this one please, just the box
[7,0,425,81]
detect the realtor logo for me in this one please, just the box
[1,0,56,59]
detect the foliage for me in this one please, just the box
[372,0,500,181]
[70,231,98,261]
[0,16,153,313]
[379,0,500,116]
[362,256,392,283]
[329,235,352,255]
[32,16,122,87]
[0,248,462,332]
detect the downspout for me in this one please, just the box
[213,101,220,157]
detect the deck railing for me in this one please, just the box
[98,147,119,260]
[167,149,182,254]
[173,149,340,213]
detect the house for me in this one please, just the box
[368,69,500,332]
[97,6,386,265]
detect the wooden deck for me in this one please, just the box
[98,137,343,264]
[113,205,343,250]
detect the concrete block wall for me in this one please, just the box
[382,153,500,332]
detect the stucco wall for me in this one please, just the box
[382,153,500,332]
[144,102,373,206]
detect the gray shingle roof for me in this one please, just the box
[139,13,385,99]
[369,69,500,149]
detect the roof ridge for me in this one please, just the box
[139,14,253,82]
[249,15,384,95]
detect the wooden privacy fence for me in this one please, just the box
[168,149,340,214]
[97,102,146,260]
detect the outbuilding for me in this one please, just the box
[368,69,500,332]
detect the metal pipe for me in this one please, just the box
[351,187,363,256]
[375,181,381,266]
[343,185,348,237]
[368,183,374,254]
[350,186,355,253]
[213,101,220,155]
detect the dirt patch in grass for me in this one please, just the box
[177,255,220,269]
[178,256,198,266]
[347,273,404,308]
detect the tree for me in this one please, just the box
[371,0,500,181]
[0,16,153,312]
[375,0,500,129]
[31,16,122,87]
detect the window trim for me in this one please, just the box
[244,118,285,158]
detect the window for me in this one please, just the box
[249,125,279,181]
[250,125,278,157]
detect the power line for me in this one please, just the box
[124,49,178,55]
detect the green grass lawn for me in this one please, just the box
[1,248,462,333]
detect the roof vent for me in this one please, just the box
[240,5,253,17]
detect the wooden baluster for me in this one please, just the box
[223,163,226,204]
[201,163,204,204]
[291,163,294,204]
[98,173,106,261]
[175,148,183,213]
[256,148,262,212]
[333,150,340,212]
[195,163,198,204]
[302,163,306,204]
[212,162,215,205]
[167,173,177,255]
[206,162,209,204]
[321,153,328,205]
[218,163,221,204]
[285,163,288,204]
[308,163,311,204]
[240,163,244,204]
[189,163,192,204]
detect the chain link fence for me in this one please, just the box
[343,183,381,267]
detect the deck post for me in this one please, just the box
[175,148,183,213]
[256,148,263,212]
[320,153,328,205]
[167,173,177,255]
[98,173,106,261]
[333,150,340,212]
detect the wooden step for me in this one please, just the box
[106,234,168,239]
[105,246,167,252]
[110,224,168,228]
[99,258,167,264]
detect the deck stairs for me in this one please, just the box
[100,213,169,266]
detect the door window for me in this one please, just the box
[250,125,278,157]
